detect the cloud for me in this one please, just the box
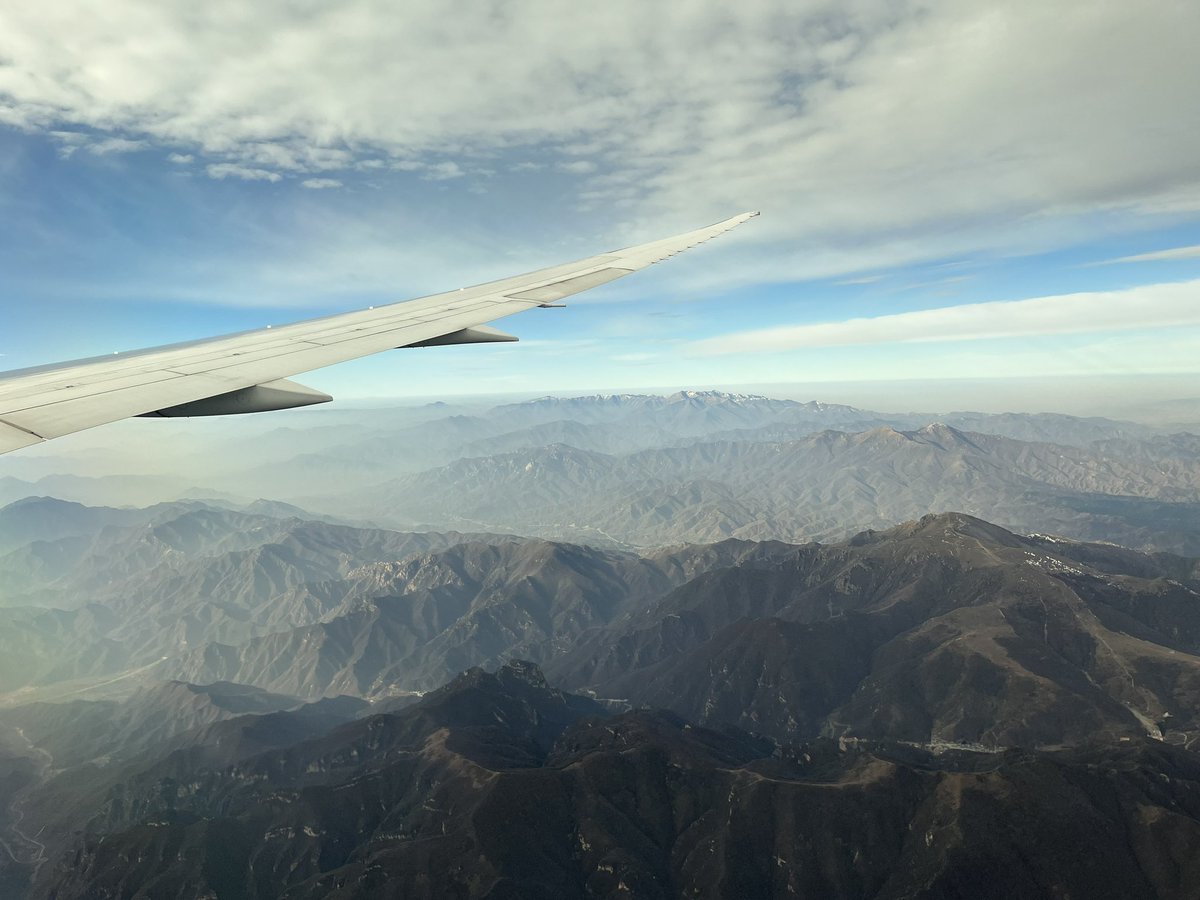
[48,130,88,158]
[0,1,1197,282]
[691,280,1200,355]
[205,163,282,182]
[1093,245,1200,265]
[301,177,343,190]
[558,160,596,175]
[44,131,145,159]
[383,159,468,180]
[167,152,193,164]
[423,161,464,181]
[87,137,146,155]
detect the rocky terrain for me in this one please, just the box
[0,500,1196,896]
[553,513,1200,747]
[0,499,792,696]
[3,502,1199,748]
[1,390,1198,897]
[19,663,1200,900]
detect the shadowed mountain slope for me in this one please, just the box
[553,513,1200,748]
[29,662,1200,900]
[165,538,792,698]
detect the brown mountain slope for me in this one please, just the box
[31,663,1200,900]
[554,513,1200,748]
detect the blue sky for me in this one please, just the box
[1,0,1198,412]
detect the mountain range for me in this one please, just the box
[327,422,1200,552]
[12,661,1200,900]
[0,502,1196,896]
[3,392,1197,555]
[1,390,1199,897]
[3,500,1199,750]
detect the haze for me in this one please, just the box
[3,2,1200,899]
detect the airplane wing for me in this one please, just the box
[0,212,758,455]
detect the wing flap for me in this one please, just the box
[0,420,42,453]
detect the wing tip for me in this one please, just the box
[721,210,760,229]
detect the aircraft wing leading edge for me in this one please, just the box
[0,212,758,455]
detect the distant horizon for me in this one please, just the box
[320,373,1200,425]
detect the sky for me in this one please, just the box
[1,0,1198,413]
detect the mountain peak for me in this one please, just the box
[906,511,1027,546]
[796,399,860,412]
[0,495,88,513]
[916,422,970,442]
[859,425,911,442]
[665,389,770,405]
[498,659,549,689]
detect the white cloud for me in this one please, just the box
[301,177,343,190]
[0,1,1196,280]
[558,160,596,175]
[44,131,144,158]
[691,280,1200,355]
[87,136,145,155]
[423,161,463,181]
[205,163,282,182]
[1095,245,1200,265]
[167,152,193,164]
[48,130,88,158]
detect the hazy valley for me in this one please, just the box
[5,392,1199,553]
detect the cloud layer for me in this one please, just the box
[1,0,1197,274]
[692,280,1200,354]
[1100,245,1200,265]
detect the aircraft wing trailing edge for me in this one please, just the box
[0,212,758,455]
